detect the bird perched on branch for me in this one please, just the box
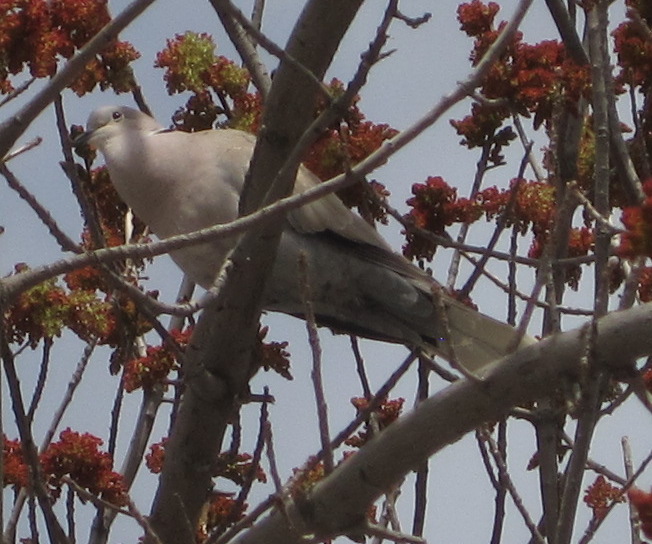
[75,105,533,371]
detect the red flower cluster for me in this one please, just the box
[403,176,482,260]
[213,452,266,486]
[628,487,652,537]
[583,475,624,521]
[404,176,595,287]
[256,325,292,380]
[404,177,558,255]
[123,328,192,392]
[145,438,166,474]
[289,456,328,496]
[619,180,652,258]
[154,32,260,133]
[3,435,28,488]
[198,491,247,540]
[5,266,116,347]
[613,0,652,90]
[345,397,404,448]
[0,0,139,95]
[41,429,127,505]
[302,79,397,222]
[529,226,594,289]
[4,430,127,506]
[452,1,590,160]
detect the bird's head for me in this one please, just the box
[73,106,164,151]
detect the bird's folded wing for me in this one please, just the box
[288,166,393,250]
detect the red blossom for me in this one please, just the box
[345,397,404,448]
[457,0,500,38]
[3,436,28,488]
[40,429,127,506]
[583,475,624,521]
[155,31,259,132]
[613,3,652,90]
[257,326,292,380]
[0,0,139,95]
[197,492,247,539]
[302,79,397,222]
[629,487,652,537]
[123,328,192,392]
[619,180,652,258]
[213,452,266,486]
[5,264,123,348]
[454,0,590,153]
[145,438,167,474]
[403,177,557,262]
[529,227,593,290]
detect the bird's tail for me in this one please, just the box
[427,296,535,372]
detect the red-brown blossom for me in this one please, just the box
[155,31,259,132]
[583,475,624,521]
[0,0,139,95]
[123,328,192,392]
[528,227,594,289]
[629,487,652,537]
[197,492,247,540]
[5,265,119,347]
[257,325,292,380]
[619,180,652,258]
[145,438,167,474]
[454,0,590,152]
[3,436,28,488]
[213,452,266,486]
[403,177,557,262]
[40,428,127,506]
[345,397,404,448]
[613,1,652,90]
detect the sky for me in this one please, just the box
[2,1,651,542]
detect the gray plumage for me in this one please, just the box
[77,106,533,370]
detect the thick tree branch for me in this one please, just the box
[146,2,364,542]
[233,302,652,544]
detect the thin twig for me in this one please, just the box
[479,426,546,544]
[0,162,80,253]
[350,336,372,399]
[298,253,333,473]
[26,338,52,424]
[63,476,162,543]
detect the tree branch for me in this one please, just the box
[233,302,652,544]
[0,0,158,159]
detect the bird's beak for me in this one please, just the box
[71,129,94,149]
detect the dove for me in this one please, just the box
[75,105,532,371]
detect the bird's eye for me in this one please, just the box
[112,111,123,121]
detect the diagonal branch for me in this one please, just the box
[234,302,652,544]
[0,0,158,159]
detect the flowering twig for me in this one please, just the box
[0,0,158,159]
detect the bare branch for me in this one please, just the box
[298,253,333,473]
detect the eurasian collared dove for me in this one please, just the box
[76,105,532,371]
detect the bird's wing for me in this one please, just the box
[211,129,392,251]
[288,166,392,250]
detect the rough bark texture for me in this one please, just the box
[146,2,364,542]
